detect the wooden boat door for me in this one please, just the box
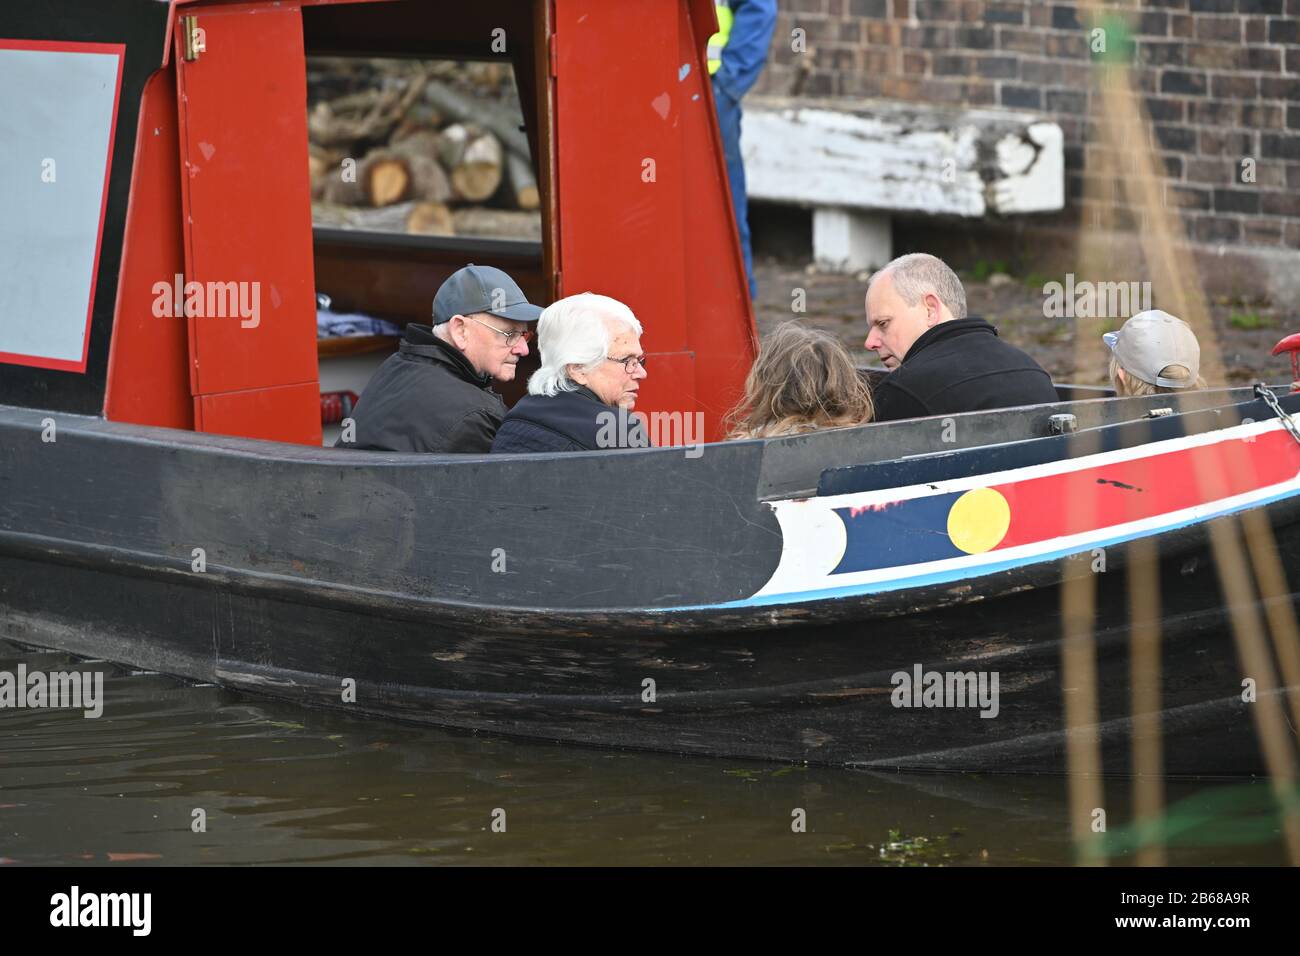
[551,0,758,442]
[172,4,321,444]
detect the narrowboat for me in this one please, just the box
[2,0,1299,775]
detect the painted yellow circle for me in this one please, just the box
[947,488,1011,555]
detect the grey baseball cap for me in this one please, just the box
[432,264,543,325]
[1103,310,1200,388]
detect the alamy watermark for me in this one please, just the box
[891,663,1000,719]
[50,886,150,936]
[596,409,705,458]
[0,664,103,718]
[151,273,261,328]
[1042,273,1152,320]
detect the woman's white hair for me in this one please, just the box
[528,293,642,396]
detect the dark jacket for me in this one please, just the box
[490,385,649,454]
[871,317,1058,422]
[337,325,505,453]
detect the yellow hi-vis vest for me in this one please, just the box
[707,2,733,75]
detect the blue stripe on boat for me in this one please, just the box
[658,483,1300,612]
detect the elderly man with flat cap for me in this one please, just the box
[339,264,543,453]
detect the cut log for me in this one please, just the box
[360,150,411,206]
[422,79,532,158]
[313,199,454,235]
[436,123,471,170]
[506,152,540,211]
[406,154,452,203]
[450,130,504,202]
[451,207,540,241]
[308,144,333,183]
[389,133,452,203]
[405,201,455,236]
[309,144,344,200]
[319,159,367,205]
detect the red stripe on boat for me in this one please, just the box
[995,428,1300,550]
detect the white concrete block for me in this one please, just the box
[813,208,892,273]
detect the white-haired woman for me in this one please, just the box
[491,293,651,453]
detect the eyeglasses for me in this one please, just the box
[606,354,648,374]
[467,315,533,346]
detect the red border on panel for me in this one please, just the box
[0,38,126,374]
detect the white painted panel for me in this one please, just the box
[740,98,1065,221]
[990,122,1066,214]
[0,45,121,368]
[742,105,986,216]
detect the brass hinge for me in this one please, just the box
[182,16,206,62]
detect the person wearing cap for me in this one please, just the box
[490,293,650,454]
[865,253,1058,421]
[1105,310,1205,397]
[338,264,542,453]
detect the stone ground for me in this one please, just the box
[752,257,1295,387]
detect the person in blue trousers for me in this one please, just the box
[709,0,778,304]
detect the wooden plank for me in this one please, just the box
[741,96,1064,218]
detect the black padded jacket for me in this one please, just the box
[337,325,505,453]
[491,385,649,454]
[871,317,1058,422]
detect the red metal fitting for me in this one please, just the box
[320,390,359,425]
[1271,333,1300,391]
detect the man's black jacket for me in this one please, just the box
[491,385,649,454]
[337,324,505,453]
[871,317,1058,422]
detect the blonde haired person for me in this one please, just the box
[1105,310,1205,397]
[725,322,874,439]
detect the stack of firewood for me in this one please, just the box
[306,58,540,240]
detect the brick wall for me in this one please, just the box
[755,0,1300,252]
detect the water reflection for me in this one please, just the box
[0,641,1286,866]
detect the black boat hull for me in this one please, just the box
[2,389,1299,774]
[1,511,1294,775]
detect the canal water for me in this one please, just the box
[0,639,1290,866]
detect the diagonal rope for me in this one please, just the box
[1128,536,1165,867]
[1070,2,1299,865]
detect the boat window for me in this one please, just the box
[300,1,553,443]
[307,55,539,244]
